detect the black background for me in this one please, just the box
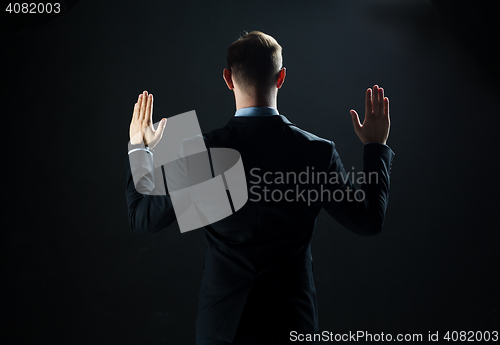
[3,0,499,344]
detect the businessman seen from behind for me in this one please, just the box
[126,31,395,345]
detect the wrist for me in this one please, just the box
[364,142,389,148]
[364,141,387,145]
[130,138,144,145]
[128,142,146,151]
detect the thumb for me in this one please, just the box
[155,118,167,140]
[350,110,362,133]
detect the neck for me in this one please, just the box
[234,90,277,110]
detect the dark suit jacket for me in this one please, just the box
[125,114,394,343]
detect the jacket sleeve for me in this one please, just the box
[125,149,177,234]
[321,142,395,235]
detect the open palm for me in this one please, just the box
[350,85,390,145]
[129,90,167,148]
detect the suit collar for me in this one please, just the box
[226,114,295,127]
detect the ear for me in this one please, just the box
[223,68,234,90]
[276,67,286,89]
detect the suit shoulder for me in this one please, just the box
[287,124,333,146]
[201,126,228,147]
[201,126,224,140]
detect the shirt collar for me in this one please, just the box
[234,106,279,117]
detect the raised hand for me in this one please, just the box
[350,85,390,145]
[129,90,167,148]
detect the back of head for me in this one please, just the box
[227,31,283,96]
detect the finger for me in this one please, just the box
[132,102,139,120]
[134,94,142,119]
[378,88,384,117]
[372,85,379,115]
[137,94,145,121]
[148,94,154,125]
[144,93,152,126]
[140,91,148,122]
[350,110,362,133]
[384,97,389,119]
[135,94,143,120]
[365,88,373,119]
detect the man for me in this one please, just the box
[126,31,394,344]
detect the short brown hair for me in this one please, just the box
[227,31,283,94]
